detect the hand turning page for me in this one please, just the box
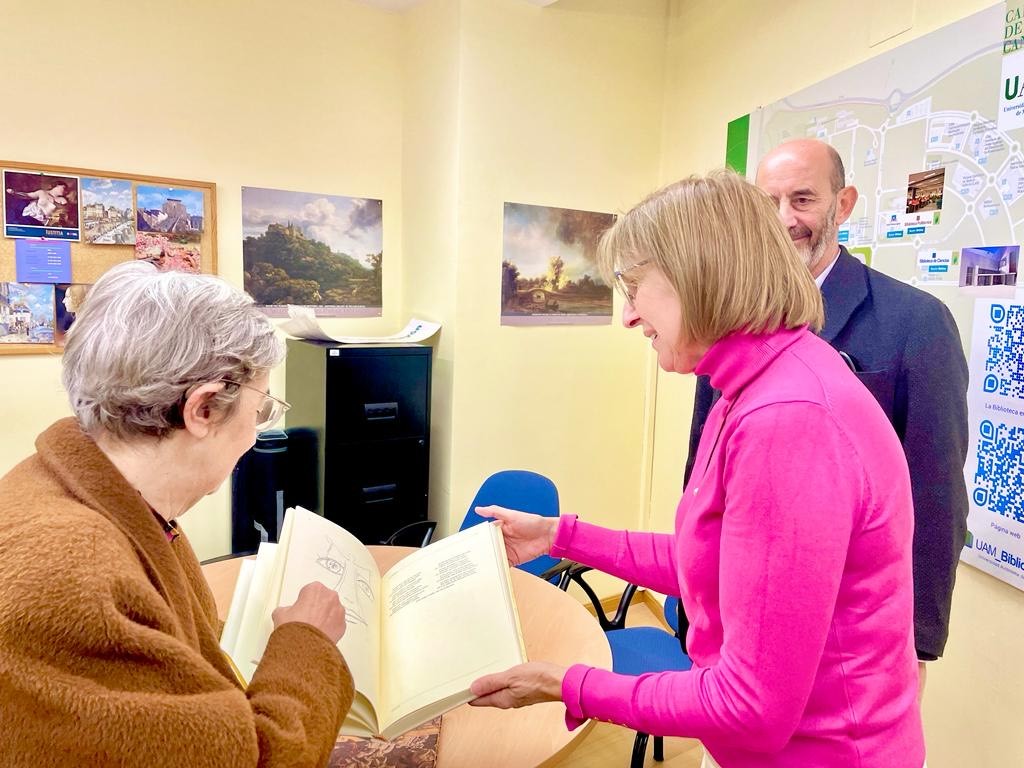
[222,506,527,740]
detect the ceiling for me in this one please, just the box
[352,0,558,11]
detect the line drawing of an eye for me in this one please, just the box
[316,555,345,576]
[316,538,348,583]
[356,577,372,601]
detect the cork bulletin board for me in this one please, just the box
[0,159,217,356]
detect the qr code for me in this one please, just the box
[983,303,1024,399]
[973,419,1024,523]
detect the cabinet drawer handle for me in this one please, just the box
[364,402,398,422]
[362,483,398,504]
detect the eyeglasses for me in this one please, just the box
[222,380,291,431]
[613,259,651,305]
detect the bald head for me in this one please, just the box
[754,139,858,278]
[757,139,846,193]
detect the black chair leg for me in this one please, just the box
[653,735,664,761]
[631,732,649,768]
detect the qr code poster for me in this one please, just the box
[961,300,1024,590]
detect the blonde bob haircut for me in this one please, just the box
[598,170,824,346]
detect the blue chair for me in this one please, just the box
[554,569,692,768]
[460,470,562,579]
[663,595,691,647]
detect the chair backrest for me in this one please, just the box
[663,596,680,633]
[384,520,437,548]
[460,470,561,578]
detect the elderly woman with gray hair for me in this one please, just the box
[0,262,354,768]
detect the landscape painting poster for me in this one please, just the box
[81,177,135,244]
[241,187,382,317]
[501,202,615,326]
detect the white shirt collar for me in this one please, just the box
[814,248,842,288]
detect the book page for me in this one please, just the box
[220,556,257,656]
[379,523,525,735]
[278,507,383,721]
[227,541,282,683]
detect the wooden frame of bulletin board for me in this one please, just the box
[0,159,217,356]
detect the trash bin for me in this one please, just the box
[230,429,289,554]
[230,427,320,555]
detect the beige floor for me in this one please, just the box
[545,601,703,768]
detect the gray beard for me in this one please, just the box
[798,199,839,273]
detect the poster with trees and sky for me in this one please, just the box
[501,202,614,326]
[242,187,382,316]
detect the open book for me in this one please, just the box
[221,506,527,741]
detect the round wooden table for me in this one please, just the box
[203,546,612,768]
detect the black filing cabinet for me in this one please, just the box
[285,340,431,544]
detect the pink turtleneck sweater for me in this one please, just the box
[553,327,924,767]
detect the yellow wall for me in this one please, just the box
[0,0,669,580]
[401,0,463,534]
[0,0,406,558]
[407,0,669,600]
[656,1,1021,765]
[3,1,1017,761]
[447,0,668,548]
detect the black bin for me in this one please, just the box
[230,427,318,554]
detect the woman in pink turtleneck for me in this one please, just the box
[469,172,925,768]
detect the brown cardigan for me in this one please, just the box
[0,418,354,767]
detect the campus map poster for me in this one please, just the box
[726,3,1024,589]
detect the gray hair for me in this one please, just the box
[824,143,846,193]
[62,261,284,441]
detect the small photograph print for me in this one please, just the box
[242,186,383,316]
[54,283,92,347]
[3,170,80,240]
[0,282,55,344]
[82,177,135,244]
[136,185,204,243]
[135,232,201,273]
[959,245,1020,297]
[905,169,945,214]
[501,202,615,326]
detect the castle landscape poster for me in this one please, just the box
[242,187,383,317]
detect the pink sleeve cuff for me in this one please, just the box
[549,515,579,558]
[561,663,592,730]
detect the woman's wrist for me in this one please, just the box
[546,516,560,552]
[544,664,568,701]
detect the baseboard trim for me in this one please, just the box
[582,593,622,617]
[640,590,674,631]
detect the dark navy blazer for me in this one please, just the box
[684,248,969,659]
